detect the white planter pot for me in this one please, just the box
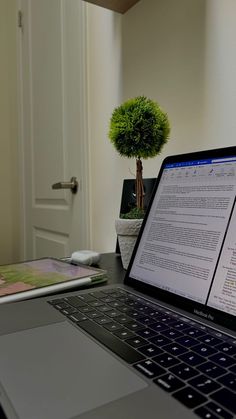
[115,218,143,269]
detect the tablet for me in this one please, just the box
[0,257,107,304]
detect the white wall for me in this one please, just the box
[0,0,20,264]
[88,0,236,253]
[122,0,206,176]
[87,4,123,252]
[204,0,236,147]
[122,0,236,165]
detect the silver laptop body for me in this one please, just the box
[0,146,236,419]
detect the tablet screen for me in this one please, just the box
[0,258,100,298]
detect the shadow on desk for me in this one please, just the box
[98,253,126,285]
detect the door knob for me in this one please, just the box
[52,176,78,193]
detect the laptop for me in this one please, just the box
[0,146,236,419]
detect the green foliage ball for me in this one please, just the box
[109,96,170,159]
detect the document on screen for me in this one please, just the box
[130,159,236,305]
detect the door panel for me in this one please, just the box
[34,229,68,259]
[19,0,90,259]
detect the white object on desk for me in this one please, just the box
[71,250,101,266]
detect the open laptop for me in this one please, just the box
[0,146,236,419]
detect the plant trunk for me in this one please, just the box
[136,158,144,210]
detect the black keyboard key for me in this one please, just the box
[108,301,125,309]
[78,305,94,314]
[216,343,236,357]
[78,294,96,302]
[94,316,112,325]
[86,310,103,319]
[136,304,149,313]
[65,296,87,308]
[117,296,130,303]
[103,308,120,316]
[113,329,136,339]
[192,343,217,357]
[158,315,176,325]
[79,319,144,364]
[175,336,199,348]
[97,304,111,315]
[153,353,179,368]
[89,291,106,298]
[54,301,70,310]
[199,334,222,346]
[89,300,104,308]
[125,336,147,348]
[125,300,138,307]
[209,353,235,368]
[149,321,169,333]
[103,322,123,332]
[185,328,206,338]
[167,311,179,319]
[162,342,187,356]
[101,296,116,308]
[61,306,78,315]
[194,406,219,419]
[68,313,88,323]
[109,291,126,299]
[138,344,163,358]
[197,361,225,378]
[145,308,161,317]
[149,335,172,347]
[218,372,236,392]
[197,325,208,333]
[100,296,115,303]
[188,374,220,394]
[162,328,183,339]
[118,306,132,313]
[134,297,150,306]
[210,331,228,340]
[137,305,152,313]
[205,401,233,419]
[211,388,236,414]
[49,298,65,305]
[169,362,199,380]
[136,328,157,339]
[115,314,132,324]
[228,338,236,347]
[134,359,165,379]
[229,364,236,374]
[179,351,205,366]
[136,316,154,325]
[173,386,207,409]
[125,309,140,318]
[169,321,190,331]
[125,321,145,332]
[154,373,184,393]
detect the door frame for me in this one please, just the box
[16,0,91,260]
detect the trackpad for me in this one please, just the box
[0,321,146,419]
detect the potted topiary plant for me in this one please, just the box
[109,95,170,269]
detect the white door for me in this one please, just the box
[18,0,90,259]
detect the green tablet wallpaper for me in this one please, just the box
[0,258,99,297]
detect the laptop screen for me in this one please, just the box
[128,147,236,326]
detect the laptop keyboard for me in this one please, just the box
[49,288,236,418]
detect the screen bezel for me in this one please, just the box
[124,146,236,332]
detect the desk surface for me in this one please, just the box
[98,253,126,285]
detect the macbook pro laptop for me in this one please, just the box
[0,146,236,419]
